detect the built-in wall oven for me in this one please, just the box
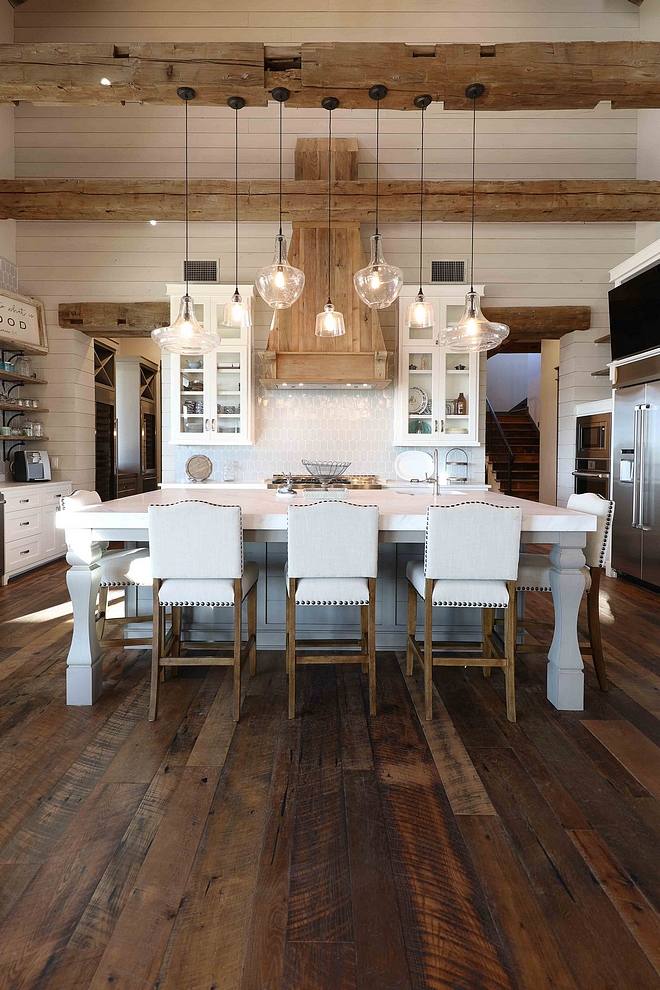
[574,413,611,499]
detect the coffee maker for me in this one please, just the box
[10,449,51,482]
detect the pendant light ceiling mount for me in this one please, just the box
[404,94,435,331]
[152,85,221,354]
[354,83,404,310]
[255,86,306,309]
[436,81,508,352]
[227,95,246,111]
[315,96,345,337]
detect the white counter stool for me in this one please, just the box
[61,490,152,648]
[148,501,258,722]
[516,492,614,692]
[286,501,379,719]
[406,501,523,722]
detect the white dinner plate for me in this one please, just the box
[394,450,434,482]
[408,386,428,415]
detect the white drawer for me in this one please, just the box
[4,490,40,512]
[5,535,42,573]
[40,485,73,505]
[5,507,42,541]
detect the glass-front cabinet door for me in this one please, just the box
[395,286,482,447]
[168,283,253,445]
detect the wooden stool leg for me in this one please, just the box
[368,578,377,716]
[482,607,493,677]
[587,568,608,692]
[424,579,434,721]
[406,580,417,675]
[360,604,369,674]
[248,582,257,676]
[149,581,161,722]
[287,578,297,719]
[170,605,181,676]
[504,581,517,722]
[97,585,108,641]
[233,579,242,722]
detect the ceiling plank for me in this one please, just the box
[0,41,658,109]
[3,177,658,223]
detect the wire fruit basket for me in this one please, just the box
[302,459,351,490]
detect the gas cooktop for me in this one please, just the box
[267,474,382,490]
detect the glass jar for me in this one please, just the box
[31,420,44,437]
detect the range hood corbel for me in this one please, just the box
[259,137,392,391]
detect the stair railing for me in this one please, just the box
[486,398,515,495]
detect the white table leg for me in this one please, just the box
[65,532,103,705]
[547,533,586,711]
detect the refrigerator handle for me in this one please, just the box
[632,405,641,528]
[638,403,651,531]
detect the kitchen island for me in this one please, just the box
[59,487,596,712]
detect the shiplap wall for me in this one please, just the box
[11,0,641,495]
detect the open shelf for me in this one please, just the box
[0,435,49,442]
[0,369,47,385]
[0,402,48,414]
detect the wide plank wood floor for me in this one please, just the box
[1,559,659,989]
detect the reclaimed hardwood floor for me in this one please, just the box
[1,559,659,989]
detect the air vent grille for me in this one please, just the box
[183,259,218,282]
[431,260,465,283]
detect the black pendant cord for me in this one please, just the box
[278,97,283,257]
[185,96,190,298]
[327,107,332,306]
[470,92,476,293]
[234,105,239,294]
[418,103,425,296]
[375,97,380,237]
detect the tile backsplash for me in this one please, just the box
[170,384,485,484]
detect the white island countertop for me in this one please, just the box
[60,486,595,536]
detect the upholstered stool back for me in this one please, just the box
[148,501,243,580]
[287,502,379,579]
[425,501,522,581]
[566,493,614,570]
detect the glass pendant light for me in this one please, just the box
[436,84,509,353]
[223,96,253,329]
[152,87,221,355]
[255,88,305,309]
[404,95,435,330]
[354,85,403,309]
[315,97,346,337]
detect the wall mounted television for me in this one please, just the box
[609,262,660,361]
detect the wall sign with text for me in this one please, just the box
[0,289,48,355]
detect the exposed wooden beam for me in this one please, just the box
[60,301,590,345]
[0,42,658,110]
[5,178,659,223]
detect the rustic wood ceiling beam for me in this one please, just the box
[0,41,658,109]
[4,178,658,223]
[59,300,590,342]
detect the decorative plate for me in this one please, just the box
[408,386,428,415]
[394,450,434,482]
[185,454,212,482]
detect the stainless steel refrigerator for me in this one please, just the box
[612,353,660,588]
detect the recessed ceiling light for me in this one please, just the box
[149,220,158,226]
[100,77,111,86]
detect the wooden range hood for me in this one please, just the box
[260,137,390,390]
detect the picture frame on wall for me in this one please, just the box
[0,289,48,355]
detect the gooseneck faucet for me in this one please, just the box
[427,447,440,498]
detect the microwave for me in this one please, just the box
[576,413,610,460]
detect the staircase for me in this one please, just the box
[486,403,540,501]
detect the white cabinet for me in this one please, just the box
[167,283,254,446]
[395,285,482,447]
[2,480,72,583]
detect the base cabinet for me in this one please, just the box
[2,481,72,584]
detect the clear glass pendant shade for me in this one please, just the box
[255,234,305,309]
[222,289,253,329]
[353,234,403,309]
[151,294,220,354]
[404,291,435,330]
[436,290,509,352]
[315,301,346,338]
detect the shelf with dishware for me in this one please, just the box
[0,351,49,463]
[168,283,254,445]
[395,285,481,447]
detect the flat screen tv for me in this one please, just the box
[609,263,660,361]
